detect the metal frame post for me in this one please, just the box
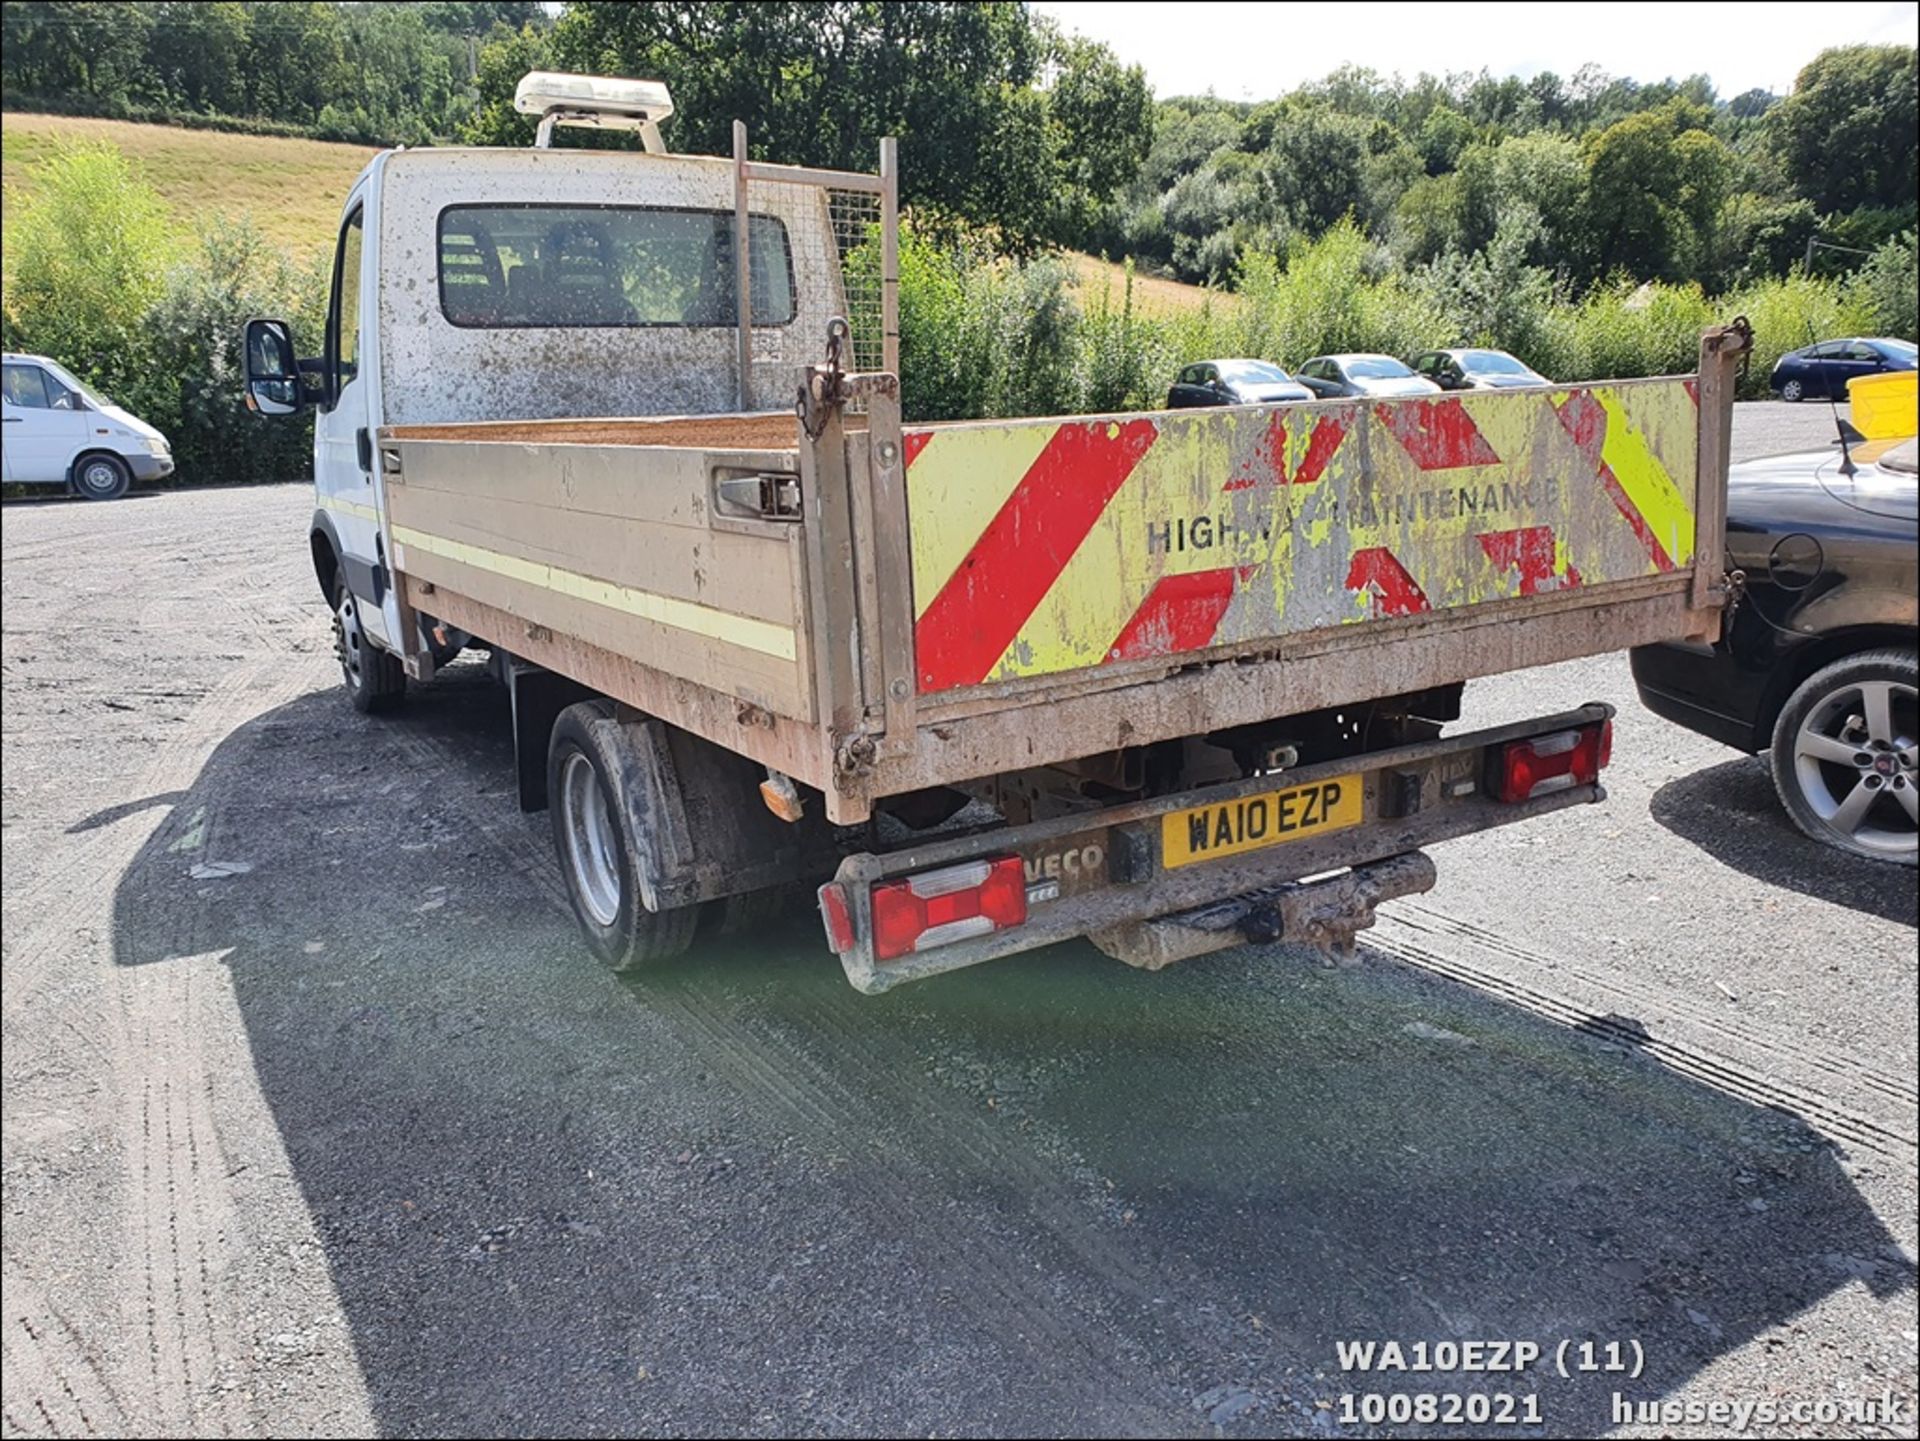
[1692,320,1750,611]
[879,136,899,380]
[732,119,753,412]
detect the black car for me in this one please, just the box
[1166,359,1312,408]
[1769,337,1916,402]
[1631,437,1918,864]
[1408,347,1551,391]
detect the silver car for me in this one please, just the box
[1296,353,1442,399]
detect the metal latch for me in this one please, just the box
[714,471,802,521]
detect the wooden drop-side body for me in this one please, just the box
[379,327,1743,825]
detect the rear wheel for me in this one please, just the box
[1769,649,1917,866]
[333,580,405,714]
[72,452,131,501]
[548,700,700,969]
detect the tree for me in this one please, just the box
[463,2,1148,253]
[147,1,251,114]
[1047,34,1154,211]
[1771,45,1919,214]
[0,0,153,102]
[1578,103,1733,282]
[1259,105,1373,235]
[1853,230,1917,338]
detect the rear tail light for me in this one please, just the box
[870,855,1028,961]
[817,881,856,955]
[1491,720,1612,803]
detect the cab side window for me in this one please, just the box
[2,364,72,409]
[326,207,365,404]
[3,363,50,408]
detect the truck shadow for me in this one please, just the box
[112,678,1914,1437]
[1650,756,1919,926]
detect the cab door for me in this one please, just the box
[314,197,393,644]
[1,361,88,484]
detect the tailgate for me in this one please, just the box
[902,381,1701,695]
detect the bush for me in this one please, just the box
[3,141,327,485]
[142,222,328,487]
[2,144,176,401]
[1852,231,1918,339]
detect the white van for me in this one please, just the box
[1,352,173,499]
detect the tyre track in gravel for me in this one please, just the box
[1367,905,1917,1159]
[391,720,1206,1431]
[4,490,330,1440]
[0,1275,134,1438]
[1395,901,1918,1105]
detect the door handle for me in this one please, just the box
[356,427,372,475]
[2,416,21,422]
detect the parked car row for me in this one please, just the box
[1168,336,1918,412]
[1166,347,1551,409]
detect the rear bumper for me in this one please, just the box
[1629,644,1760,753]
[822,703,1613,992]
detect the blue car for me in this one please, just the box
[1769,336,1916,402]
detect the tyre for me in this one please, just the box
[548,699,699,969]
[332,580,405,714]
[1777,378,1804,403]
[72,452,131,500]
[1769,648,1917,866]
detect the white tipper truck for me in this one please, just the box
[242,72,1749,992]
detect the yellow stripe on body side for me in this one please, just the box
[318,492,381,523]
[390,525,798,662]
[1593,387,1696,566]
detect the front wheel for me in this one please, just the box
[1769,649,1917,865]
[73,452,131,500]
[333,581,405,714]
[548,700,699,969]
[1778,378,1804,403]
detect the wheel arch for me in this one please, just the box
[67,448,130,489]
[310,509,343,603]
[1757,625,1919,746]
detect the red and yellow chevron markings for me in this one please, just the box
[1478,524,1583,596]
[1551,389,1692,572]
[1374,397,1499,471]
[913,417,1158,692]
[1345,548,1432,616]
[902,378,1699,695]
[1223,410,1348,491]
[1106,566,1242,662]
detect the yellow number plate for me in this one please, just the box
[1161,774,1363,869]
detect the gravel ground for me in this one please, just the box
[3,401,1913,1439]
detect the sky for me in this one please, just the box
[1034,1,1919,103]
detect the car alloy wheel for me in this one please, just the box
[1779,378,1803,402]
[1785,671,1917,862]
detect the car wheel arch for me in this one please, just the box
[1753,624,1919,749]
[67,448,128,485]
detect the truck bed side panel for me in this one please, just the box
[384,439,815,719]
[903,380,1699,695]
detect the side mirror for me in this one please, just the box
[244,317,303,416]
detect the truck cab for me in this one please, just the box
[245,73,859,707]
